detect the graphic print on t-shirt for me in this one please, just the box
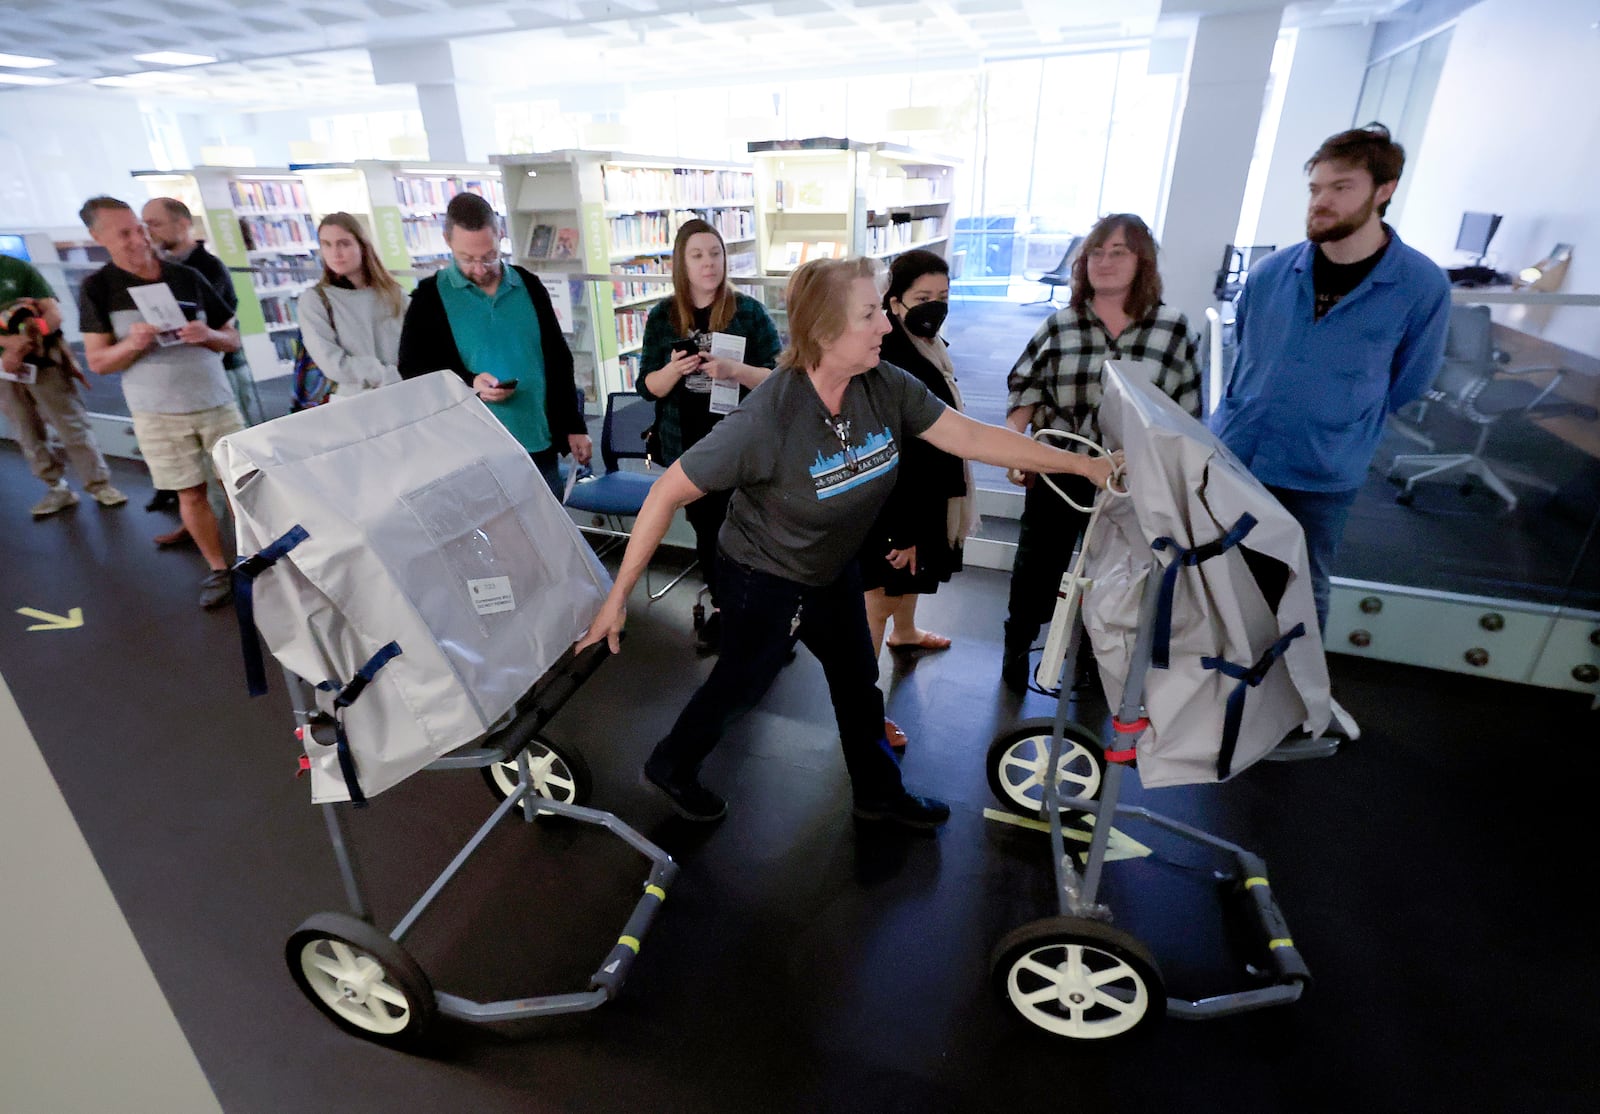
[811,421,898,499]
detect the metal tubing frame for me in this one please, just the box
[284,649,679,1026]
[1031,524,1312,1020]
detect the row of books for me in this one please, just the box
[525,224,582,261]
[403,220,451,257]
[618,351,640,392]
[238,214,318,252]
[393,175,506,212]
[867,174,949,208]
[229,179,309,212]
[268,330,300,363]
[614,307,649,351]
[700,207,754,242]
[767,240,844,268]
[260,296,300,327]
[252,258,319,294]
[602,166,754,209]
[866,216,943,254]
[610,261,669,305]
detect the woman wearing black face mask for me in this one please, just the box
[859,250,976,749]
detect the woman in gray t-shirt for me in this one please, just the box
[580,257,1118,832]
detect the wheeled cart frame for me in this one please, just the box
[283,643,678,1049]
[987,490,1311,1041]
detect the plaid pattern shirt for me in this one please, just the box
[1006,301,1202,445]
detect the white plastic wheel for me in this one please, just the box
[286,912,435,1047]
[992,917,1164,1041]
[481,734,593,812]
[986,718,1106,816]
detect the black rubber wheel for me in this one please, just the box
[481,734,593,813]
[991,916,1165,1041]
[1395,489,1415,506]
[986,717,1106,816]
[286,912,436,1049]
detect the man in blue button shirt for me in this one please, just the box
[1211,122,1449,637]
[398,193,590,491]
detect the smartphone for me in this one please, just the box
[494,378,519,390]
[670,339,701,361]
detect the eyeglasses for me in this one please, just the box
[453,253,502,272]
[1088,247,1134,263]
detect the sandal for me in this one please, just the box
[887,631,952,653]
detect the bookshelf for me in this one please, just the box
[292,160,508,281]
[493,150,756,405]
[746,139,959,276]
[133,166,318,377]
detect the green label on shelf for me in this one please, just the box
[371,205,410,273]
[207,209,247,267]
[583,200,617,361]
[232,273,266,336]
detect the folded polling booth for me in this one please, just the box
[214,372,610,804]
[1083,361,1331,787]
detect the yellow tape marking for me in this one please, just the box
[617,935,640,953]
[1267,937,1294,950]
[644,885,666,902]
[1244,876,1269,889]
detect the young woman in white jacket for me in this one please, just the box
[297,212,408,399]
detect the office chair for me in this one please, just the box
[1388,304,1598,511]
[564,391,696,599]
[1024,236,1082,305]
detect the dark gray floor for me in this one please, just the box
[3,442,1598,1114]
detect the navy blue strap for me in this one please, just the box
[1201,623,1305,780]
[1150,513,1257,670]
[231,525,310,697]
[327,641,403,808]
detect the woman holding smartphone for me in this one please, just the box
[637,217,781,654]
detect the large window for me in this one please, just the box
[1353,27,1452,223]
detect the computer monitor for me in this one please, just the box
[1454,212,1501,263]
[0,233,30,261]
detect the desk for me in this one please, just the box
[1491,323,1600,460]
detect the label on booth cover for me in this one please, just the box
[467,576,516,615]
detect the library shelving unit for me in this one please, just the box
[745,138,959,276]
[493,150,756,405]
[133,166,319,376]
[291,160,508,282]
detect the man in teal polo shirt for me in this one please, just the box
[398,193,590,491]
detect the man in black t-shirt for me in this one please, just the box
[143,197,264,426]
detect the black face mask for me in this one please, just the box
[902,299,948,339]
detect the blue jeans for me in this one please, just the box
[531,446,561,496]
[1266,485,1358,634]
[648,554,906,803]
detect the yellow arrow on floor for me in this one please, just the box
[982,807,1152,861]
[17,607,84,632]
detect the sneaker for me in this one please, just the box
[86,482,128,507]
[31,485,79,518]
[641,757,727,822]
[199,568,233,610]
[695,609,722,656]
[852,792,950,830]
[145,489,178,512]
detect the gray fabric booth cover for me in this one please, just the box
[215,373,610,804]
[1083,361,1331,788]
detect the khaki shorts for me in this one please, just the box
[130,403,245,490]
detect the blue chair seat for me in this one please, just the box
[565,470,656,517]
